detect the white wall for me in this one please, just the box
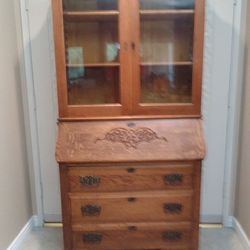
[201,0,235,222]
[0,1,32,249]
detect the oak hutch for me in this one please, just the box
[52,0,206,249]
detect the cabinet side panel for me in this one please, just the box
[60,165,72,250]
[192,161,202,250]
[192,0,205,114]
[52,0,68,117]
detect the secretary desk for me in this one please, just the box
[52,0,206,249]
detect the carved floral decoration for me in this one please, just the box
[95,127,168,149]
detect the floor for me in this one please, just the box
[18,226,245,250]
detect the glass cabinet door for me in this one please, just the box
[55,0,132,117]
[140,0,194,104]
[63,0,120,106]
[53,0,204,117]
[132,0,204,116]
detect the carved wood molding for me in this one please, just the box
[95,127,168,149]
[56,120,205,162]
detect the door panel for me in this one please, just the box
[131,0,203,116]
[64,7,120,105]
[53,0,133,117]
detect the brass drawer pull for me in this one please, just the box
[162,231,182,241]
[164,203,183,213]
[164,174,183,185]
[128,197,136,202]
[80,176,101,186]
[81,204,101,216]
[127,168,136,173]
[128,226,137,231]
[82,232,102,244]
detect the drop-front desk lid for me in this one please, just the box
[56,119,206,164]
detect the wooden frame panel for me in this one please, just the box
[192,161,202,250]
[130,0,205,117]
[52,0,68,117]
[59,165,72,250]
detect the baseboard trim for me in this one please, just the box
[200,214,223,224]
[6,215,250,250]
[33,214,43,227]
[232,217,250,250]
[224,215,234,227]
[7,215,38,250]
[43,213,62,222]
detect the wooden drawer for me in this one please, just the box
[70,191,193,224]
[72,222,192,250]
[68,163,194,192]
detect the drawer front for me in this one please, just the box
[70,191,193,224]
[68,163,194,192]
[72,223,192,250]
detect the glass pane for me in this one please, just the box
[64,7,120,104]
[140,0,194,10]
[63,0,118,11]
[140,16,194,63]
[141,65,192,103]
[140,8,194,104]
[65,20,119,64]
[67,66,120,105]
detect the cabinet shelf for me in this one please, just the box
[67,63,120,68]
[140,9,194,20]
[64,11,119,22]
[140,61,193,66]
[67,62,192,68]
[140,9,194,15]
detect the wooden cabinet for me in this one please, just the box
[52,1,205,249]
[53,0,204,118]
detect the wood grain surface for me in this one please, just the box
[70,190,193,224]
[72,222,192,250]
[68,163,194,192]
[56,119,205,163]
